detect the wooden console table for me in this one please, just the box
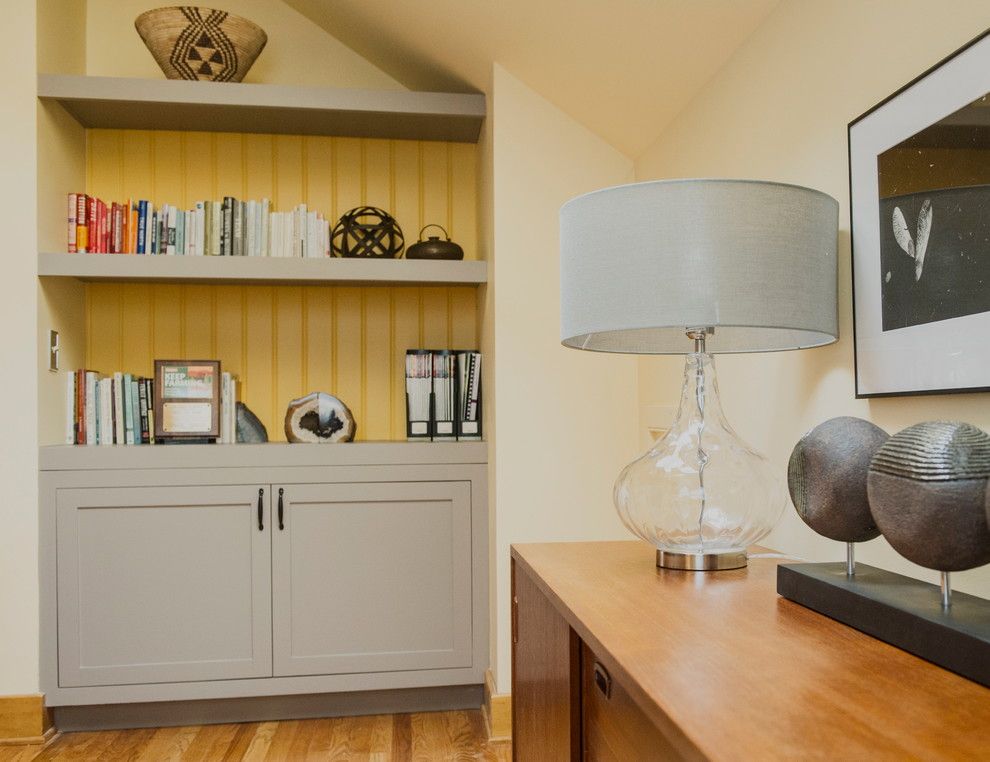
[511,541,990,760]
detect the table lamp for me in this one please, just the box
[560,179,839,570]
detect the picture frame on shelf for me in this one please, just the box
[154,360,221,442]
[849,29,990,397]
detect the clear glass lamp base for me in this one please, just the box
[614,339,786,572]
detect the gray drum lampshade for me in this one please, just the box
[560,179,839,353]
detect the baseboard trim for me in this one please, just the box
[482,669,511,741]
[0,694,54,745]
[53,684,483,732]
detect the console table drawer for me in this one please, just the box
[581,642,682,761]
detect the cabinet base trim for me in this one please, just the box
[482,669,511,741]
[0,694,54,744]
[52,685,482,732]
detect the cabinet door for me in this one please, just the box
[57,485,272,687]
[272,481,473,676]
[512,558,581,762]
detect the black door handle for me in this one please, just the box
[278,488,285,530]
[257,488,264,531]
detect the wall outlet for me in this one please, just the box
[49,329,60,372]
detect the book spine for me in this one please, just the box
[76,194,89,253]
[138,379,150,444]
[123,373,134,444]
[130,379,141,445]
[113,372,124,444]
[245,200,255,257]
[113,202,123,254]
[128,200,138,253]
[147,378,156,444]
[195,202,206,256]
[87,196,97,255]
[137,201,147,254]
[100,379,113,446]
[85,371,97,445]
[68,193,77,253]
[65,371,76,444]
[222,197,234,256]
[211,201,222,256]
[166,205,177,255]
[232,200,244,257]
[261,199,270,257]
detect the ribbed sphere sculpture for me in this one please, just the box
[331,206,404,258]
[867,421,990,572]
[787,417,889,542]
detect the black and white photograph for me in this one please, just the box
[850,30,990,396]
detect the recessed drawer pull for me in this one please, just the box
[594,661,612,699]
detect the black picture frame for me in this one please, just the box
[849,29,990,398]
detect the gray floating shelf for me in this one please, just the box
[38,252,487,287]
[38,74,486,143]
[40,441,488,471]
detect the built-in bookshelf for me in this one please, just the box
[37,75,489,448]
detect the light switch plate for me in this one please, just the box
[49,329,59,372]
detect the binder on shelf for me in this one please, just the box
[432,350,457,442]
[455,350,482,441]
[405,350,433,440]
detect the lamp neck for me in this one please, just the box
[686,326,714,354]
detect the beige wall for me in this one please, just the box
[81,0,404,90]
[490,65,638,692]
[1,0,39,694]
[636,0,990,595]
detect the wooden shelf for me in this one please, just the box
[38,252,487,286]
[38,74,485,143]
[40,441,487,471]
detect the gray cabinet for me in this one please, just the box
[56,485,272,687]
[272,481,473,676]
[39,444,488,709]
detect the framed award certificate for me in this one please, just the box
[153,360,221,441]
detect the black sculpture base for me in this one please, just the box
[777,562,990,687]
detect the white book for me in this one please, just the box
[84,372,97,445]
[253,201,263,257]
[245,200,256,257]
[210,201,222,257]
[220,372,231,443]
[166,205,178,255]
[306,211,318,258]
[260,199,270,257]
[285,212,294,258]
[230,376,237,443]
[144,202,154,255]
[65,372,76,444]
[184,210,194,256]
[113,372,124,445]
[100,378,113,446]
[195,202,206,256]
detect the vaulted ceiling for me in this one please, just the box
[283,0,780,157]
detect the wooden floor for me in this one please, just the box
[0,710,511,761]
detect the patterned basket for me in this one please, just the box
[135,7,267,83]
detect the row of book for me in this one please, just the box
[67,194,333,258]
[66,370,157,445]
[65,369,241,445]
[405,349,482,442]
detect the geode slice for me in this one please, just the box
[788,416,889,543]
[284,392,356,443]
[867,421,990,572]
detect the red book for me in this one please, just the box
[87,196,97,254]
[99,200,108,253]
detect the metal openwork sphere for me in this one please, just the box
[330,206,404,258]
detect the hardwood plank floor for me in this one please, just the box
[0,711,510,762]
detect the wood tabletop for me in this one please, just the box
[511,541,990,761]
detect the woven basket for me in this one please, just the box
[135,7,267,83]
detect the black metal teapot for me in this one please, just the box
[406,224,464,260]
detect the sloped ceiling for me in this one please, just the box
[282,0,780,157]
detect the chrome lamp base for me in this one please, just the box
[657,550,748,571]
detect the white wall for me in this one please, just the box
[490,65,639,692]
[0,0,39,694]
[83,0,404,90]
[636,0,990,595]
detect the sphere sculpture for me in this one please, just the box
[331,206,404,258]
[788,416,889,542]
[284,392,356,443]
[867,421,990,572]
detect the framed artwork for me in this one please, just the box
[153,360,221,441]
[849,30,990,397]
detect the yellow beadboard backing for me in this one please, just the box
[85,283,479,442]
[85,129,479,259]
